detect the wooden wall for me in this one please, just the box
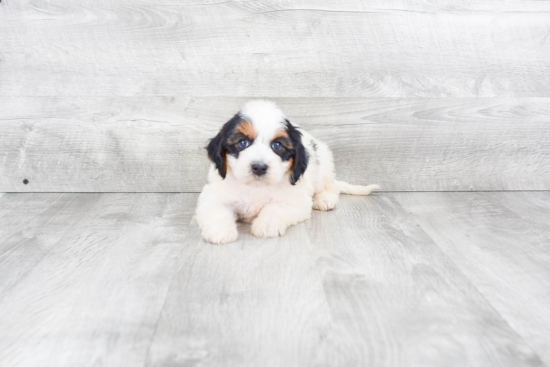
[1,0,549,192]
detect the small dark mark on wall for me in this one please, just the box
[23,179,29,185]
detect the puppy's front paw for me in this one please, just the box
[313,190,339,211]
[200,223,238,245]
[251,216,287,238]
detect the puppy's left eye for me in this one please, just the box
[271,141,282,151]
[238,139,250,148]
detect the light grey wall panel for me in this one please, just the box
[1,97,548,192]
[1,0,549,97]
[1,1,549,192]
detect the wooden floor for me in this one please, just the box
[0,192,548,367]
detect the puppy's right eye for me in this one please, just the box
[238,139,250,148]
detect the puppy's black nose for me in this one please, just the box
[251,162,268,176]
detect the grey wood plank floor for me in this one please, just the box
[0,192,548,367]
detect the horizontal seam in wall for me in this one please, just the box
[1,190,550,194]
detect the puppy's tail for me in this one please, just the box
[335,181,379,196]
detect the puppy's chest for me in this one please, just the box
[231,189,275,222]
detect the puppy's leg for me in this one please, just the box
[196,187,238,245]
[251,198,312,238]
[312,189,339,211]
[310,137,340,211]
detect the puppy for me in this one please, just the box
[196,100,378,244]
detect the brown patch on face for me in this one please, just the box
[273,128,288,140]
[235,120,255,141]
[226,119,256,149]
[286,157,294,173]
[222,154,227,173]
[273,128,289,140]
[272,128,293,150]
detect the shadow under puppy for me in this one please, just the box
[196,100,378,244]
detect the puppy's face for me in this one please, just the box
[207,102,308,186]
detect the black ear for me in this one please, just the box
[286,120,309,185]
[206,114,241,179]
[206,131,227,178]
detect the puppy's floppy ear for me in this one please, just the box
[206,114,240,179]
[206,130,227,178]
[286,119,309,185]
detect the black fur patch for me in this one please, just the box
[284,119,309,185]
[271,136,294,162]
[206,114,250,179]
[311,141,318,152]
[207,115,308,184]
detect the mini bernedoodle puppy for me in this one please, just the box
[196,100,378,244]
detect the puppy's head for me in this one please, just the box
[207,100,308,186]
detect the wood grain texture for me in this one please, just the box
[0,193,99,300]
[304,194,544,367]
[1,0,550,97]
[395,191,550,366]
[1,192,549,366]
[145,221,330,367]
[1,97,549,192]
[0,193,196,367]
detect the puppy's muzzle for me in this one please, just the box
[251,162,268,177]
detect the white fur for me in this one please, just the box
[196,100,378,244]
